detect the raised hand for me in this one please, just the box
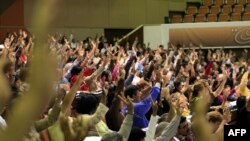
[102,56,110,66]
[222,69,230,79]
[150,97,158,116]
[55,88,66,106]
[223,107,231,123]
[118,95,134,115]
[161,87,170,100]
[222,87,230,101]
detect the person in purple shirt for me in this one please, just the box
[123,81,161,128]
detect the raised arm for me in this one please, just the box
[214,107,231,135]
[34,90,65,131]
[84,57,109,84]
[105,78,125,131]
[163,54,170,69]
[236,70,249,96]
[87,103,109,128]
[145,98,159,141]
[211,72,228,97]
[117,95,134,141]
[87,41,97,58]
[155,100,183,141]
[34,102,61,132]
[61,69,85,115]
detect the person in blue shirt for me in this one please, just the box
[123,81,161,128]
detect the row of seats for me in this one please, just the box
[172,12,250,23]
[187,4,250,15]
[203,0,248,6]
[170,0,249,23]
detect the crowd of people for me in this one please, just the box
[0,29,250,141]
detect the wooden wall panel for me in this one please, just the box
[0,0,24,43]
[1,0,24,26]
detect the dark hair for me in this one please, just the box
[124,85,138,98]
[60,35,67,45]
[180,116,187,124]
[173,79,183,93]
[128,127,146,141]
[207,111,223,123]
[225,78,234,88]
[174,59,182,76]
[70,66,82,76]
[192,83,204,98]
[178,116,187,128]
[181,62,188,69]
[107,85,116,108]
[144,62,154,81]
[189,76,197,85]
[108,59,115,72]
[3,60,14,74]
[101,70,110,80]
[236,96,246,111]
[75,94,99,114]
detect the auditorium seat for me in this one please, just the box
[242,12,250,20]
[245,4,250,12]
[203,0,213,6]
[218,13,230,21]
[199,6,209,14]
[207,14,218,22]
[210,5,221,14]
[231,13,242,21]
[183,14,194,23]
[226,0,236,5]
[214,0,225,6]
[186,6,198,15]
[222,5,233,14]
[171,15,182,23]
[237,0,247,5]
[233,5,244,13]
[195,14,207,22]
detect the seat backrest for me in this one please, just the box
[195,14,206,22]
[222,5,233,13]
[233,4,244,13]
[199,6,209,14]
[231,13,242,21]
[210,5,221,14]
[172,15,182,23]
[214,0,225,6]
[183,15,194,23]
[245,4,250,12]
[219,13,230,21]
[237,0,247,5]
[187,6,198,15]
[207,14,218,22]
[203,0,213,6]
[226,0,236,5]
[243,12,250,20]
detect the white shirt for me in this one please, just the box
[83,136,101,141]
[0,116,7,130]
